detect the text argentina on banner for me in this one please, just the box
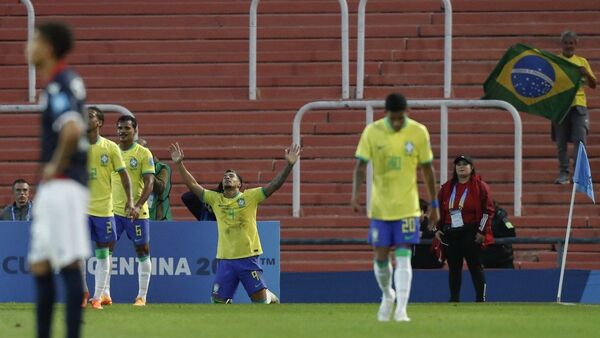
[482,43,582,123]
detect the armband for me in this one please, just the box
[430,200,439,209]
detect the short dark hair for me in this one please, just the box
[217,169,244,192]
[36,21,73,59]
[12,179,29,190]
[385,93,408,113]
[88,106,104,124]
[561,31,578,42]
[117,114,137,130]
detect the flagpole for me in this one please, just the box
[556,182,577,303]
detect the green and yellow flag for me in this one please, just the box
[482,43,582,123]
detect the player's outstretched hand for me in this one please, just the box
[285,144,301,165]
[169,142,184,163]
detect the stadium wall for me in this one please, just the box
[1,221,599,304]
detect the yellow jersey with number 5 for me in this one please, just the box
[111,142,155,219]
[355,116,433,220]
[203,187,266,259]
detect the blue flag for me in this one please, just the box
[573,142,595,204]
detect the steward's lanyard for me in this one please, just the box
[449,185,468,211]
[12,202,32,221]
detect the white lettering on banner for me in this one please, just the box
[86,256,193,276]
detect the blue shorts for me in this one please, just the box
[88,215,117,244]
[368,217,420,247]
[212,256,267,301]
[114,215,150,246]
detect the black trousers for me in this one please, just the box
[443,227,486,302]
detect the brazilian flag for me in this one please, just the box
[482,43,582,123]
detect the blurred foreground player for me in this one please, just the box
[27,21,90,338]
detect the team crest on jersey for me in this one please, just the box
[237,198,246,208]
[130,157,138,169]
[100,153,109,166]
[404,141,415,155]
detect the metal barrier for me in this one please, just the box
[356,0,454,182]
[19,0,36,103]
[249,0,350,100]
[292,99,523,217]
[0,104,134,117]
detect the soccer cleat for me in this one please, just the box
[394,312,411,322]
[267,290,280,304]
[81,291,90,308]
[100,294,113,306]
[133,297,146,306]
[90,299,103,310]
[377,294,396,322]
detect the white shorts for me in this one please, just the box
[28,179,91,271]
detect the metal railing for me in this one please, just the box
[292,99,523,217]
[19,0,36,103]
[356,0,453,182]
[0,104,134,117]
[249,0,350,100]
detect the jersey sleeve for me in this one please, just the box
[110,141,126,172]
[582,57,596,81]
[141,148,156,175]
[50,76,86,133]
[246,187,267,205]
[202,190,217,206]
[354,125,372,162]
[417,125,434,164]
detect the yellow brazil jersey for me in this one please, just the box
[111,142,155,219]
[87,136,126,217]
[559,54,596,108]
[203,187,266,259]
[355,116,434,220]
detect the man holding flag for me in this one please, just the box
[552,31,596,185]
[483,31,595,185]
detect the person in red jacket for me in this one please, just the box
[434,155,494,302]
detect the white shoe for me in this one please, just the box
[267,290,280,304]
[377,294,396,322]
[394,311,411,322]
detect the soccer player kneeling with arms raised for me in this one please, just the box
[169,142,300,303]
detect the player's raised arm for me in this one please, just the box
[169,142,205,199]
[263,144,301,198]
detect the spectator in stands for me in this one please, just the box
[138,139,172,221]
[434,155,494,302]
[1,179,33,221]
[552,31,596,185]
[169,142,300,304]
[351,93,439,322]
[481,200,516,269]
[411,198,444,269]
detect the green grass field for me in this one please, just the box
[2,303,600,338]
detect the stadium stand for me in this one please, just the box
[1,0,599,271]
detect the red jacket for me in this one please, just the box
[436,174,495,247]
